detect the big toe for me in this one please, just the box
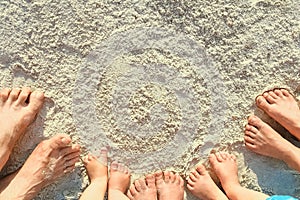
[256,95,271,111]
[28,91,44,112]
[247,115,264,128]
[145,174,156,188]
[46,134,72,149]
[99,147,108,166]
[155,171,164,185]
[209,153,219,167]
[195,164,208,176]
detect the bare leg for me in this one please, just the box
[127,174,157,200]
[256,88,300,140]
[155,171,184,200]
[187,164,228,200]
[108,161,131,200]
[244,115,300,172]
[0,134,81,200]
[0,87,44,171]
[209,152,269,200]
[80,148,108,200]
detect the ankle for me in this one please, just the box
[222,182,242,198]
[284,147,300,171]
[90,176,107,183]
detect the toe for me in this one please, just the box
[281,88,291,97]
[65,156,80,168]
[164,171,171,182]
[244,132,256,145]
[268,91,278,99]
[245,142,257,151]
[178,175,184,186]
[128,186,136,199]
[256,95,271,110]
[110,161,119,172]
[118,163,125,173]
[16,87,31,105]
[124,165,130,175]
[209,153,218,165]
[62,150,81,162]
[245,124,259,135]
[169,171,176,183]
[230,154,237,161]
[247,115,263,129]
[273,89,284,97]
[219,152,228,160]
[60,144,80,157]
[134,179,142,192]
[64,165,75,174]
[8,88,21,102]
[145,174,156,188]
[99,147,108,166]
[263,92,276,103]
[188,172,198,182]
[138,178,147,190]
[187,183,194,191]
[175,174,183,185]
[155,171,164,185]
[47,134,72,149]
[191,169,201,178]
[215,152,224,162]
[195,164,207,176]
[27,91,44,112]
[0,88,11,103]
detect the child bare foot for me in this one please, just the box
[256,88,300,140]
[245,115,300,172]
[0,134,81,200]
[155,171,184,200]
[209,152,269,200]
[127,174,157,200]
[108,161,131,200]
[187,164,228,200]
[0,87,44,170]
[80,148,108,200]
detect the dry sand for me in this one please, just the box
[0,0,300,199]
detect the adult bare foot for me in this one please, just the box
[256,88,300,140]
[245,115,300,172]
[108,161,131,200]
[155,171,184,200]
[0,87,44,170]
[127,174,157,200]
[209,152,269,200]
[0,134,81,200]
[187,164,228,200]
[80,147,108,200]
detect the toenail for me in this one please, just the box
[61,138,70,145]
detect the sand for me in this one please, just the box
[0,0,300,199]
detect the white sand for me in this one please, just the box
[0,0,300,199]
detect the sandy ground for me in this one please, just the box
[0,0,300,199]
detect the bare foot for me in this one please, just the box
[0,87,44,170]
[0,134,81,200]
[155,171,184,200]
[108,161,131,200]
[187,164,228,200]
[256,88,300,140]
[244,115,300,172]
[80,147,108,200]
[209,152,269,200]
[127,174,157,200]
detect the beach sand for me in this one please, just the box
[0,0,300,199]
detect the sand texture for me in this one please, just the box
[0,0,300,199]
